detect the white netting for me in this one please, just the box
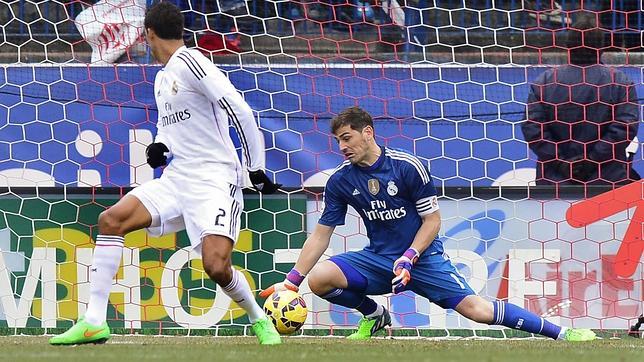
[0,0,642,336]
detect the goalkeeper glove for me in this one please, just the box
[259,269,304,298]
[249,170,282,194]
[146,142,169,169]
[391,247,420,294]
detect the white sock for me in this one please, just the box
[222,268,265,323]
[84,235,124,326]
[365,304,384,319]
[557,326,569,340]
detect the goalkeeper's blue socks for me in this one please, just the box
[492,300,562,339]
[321,288,379,316]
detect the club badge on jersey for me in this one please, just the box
[387,181,398,196]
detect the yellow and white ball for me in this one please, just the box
[263,290,308,335]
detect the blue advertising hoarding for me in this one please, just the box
[0,64,642,187]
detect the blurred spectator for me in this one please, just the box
[522,12,640,186]
[74,0,146,64]
[377,0,406,47]
[523,0,571,25]
[193,0,244,55]
[522,1,639,30]
[302,1,376,24]
[300,1,405,48]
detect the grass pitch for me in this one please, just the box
[1,335,642,362]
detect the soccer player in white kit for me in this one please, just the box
[50,2,282,345]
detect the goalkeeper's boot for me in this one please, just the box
[347,307,391,340]
[252,317,282,345]
[563,328,596,342]
[49,317,110,345]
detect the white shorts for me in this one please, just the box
[128,176,243,252]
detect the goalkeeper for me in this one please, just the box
[262,106,596,341]
[50,2,281,346]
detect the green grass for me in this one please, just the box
[1,336,643,362]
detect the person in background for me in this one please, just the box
[522,12,640,186]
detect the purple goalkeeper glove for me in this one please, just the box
[259,268,305,298]
[392,247,420,294]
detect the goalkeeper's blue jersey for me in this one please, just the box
[319,146,442,257]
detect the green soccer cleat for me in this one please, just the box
[563,328,597,342]
[49,317,111,345]
[252,317,282,345]
[347,308,392,340]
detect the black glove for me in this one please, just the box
[146,142,169,169]
[248,170,281,194]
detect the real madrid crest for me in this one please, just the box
[387,181,398,196]
[368,179,380,195]
[171,80,179,95]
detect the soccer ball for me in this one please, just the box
[263,290,308,335]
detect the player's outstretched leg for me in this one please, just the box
[488,300,596,341]
[455,296,596,341]
[49,317,110,345]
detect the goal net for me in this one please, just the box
[0,0,642,337]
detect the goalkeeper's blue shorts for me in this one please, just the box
[330,249,475,309]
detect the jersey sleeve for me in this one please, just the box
[318,177,348,226]
[401,158,439,216]
[152,75,172,152]
[215,87,266,172]
[153,123,172,155]
[177,51,266,171]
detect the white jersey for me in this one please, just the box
[153,46,265,186]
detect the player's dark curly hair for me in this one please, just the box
[331,106,374,134]
[144,1,184,40]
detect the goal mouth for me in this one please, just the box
[0,1,642,336]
